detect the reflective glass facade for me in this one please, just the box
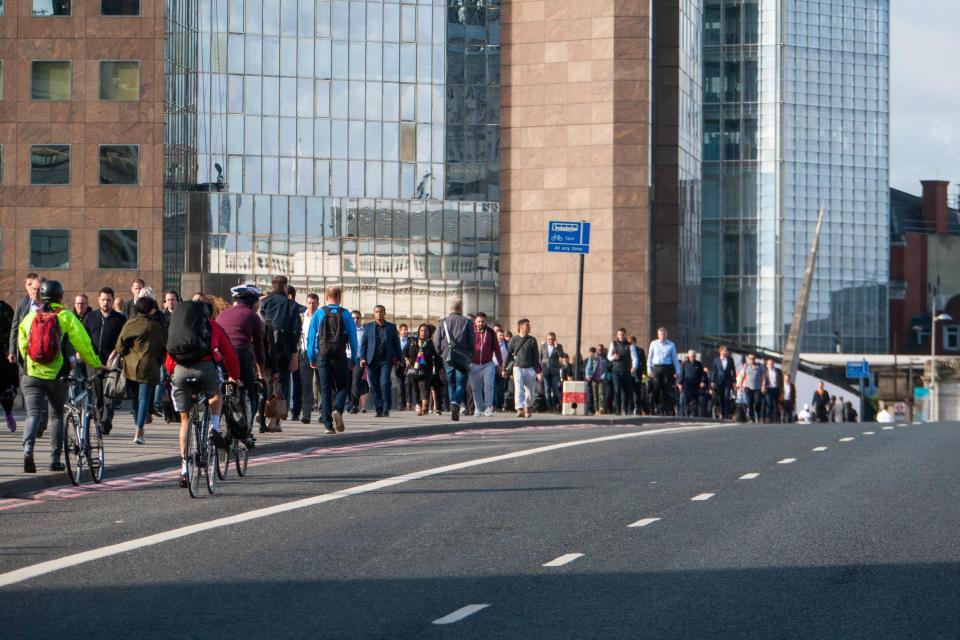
[701,0,889,353]
[165,0,499,320]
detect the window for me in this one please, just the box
[98,229,138,269]
[99,145,138,184]
[30,145,70,185]
[32,0,69,16]
[101,0,138,15]
[30,229,69,269]
[945,326,960,352]
[400,122,416,163]
[100,61,140,101]
[31,61,71,100]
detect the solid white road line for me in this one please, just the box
[0,422,732,589]
[812,447,828,452]
[628,517,661,528]
[691,493,715,501]
[777,458,796,464]
[433,604,490,625]
[839,437,855,442]
[739,473,760,480]
[543,553,584,567]
[882,426,895,431]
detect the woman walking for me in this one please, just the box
[407,324,442,416]
[111,297,167,444]
[0,301,19,431]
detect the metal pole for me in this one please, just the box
[931,314,937,423]
[574,252,584,380]
[893,331,898,401]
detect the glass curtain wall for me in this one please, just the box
[701,0,888,353]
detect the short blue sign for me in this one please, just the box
[548,220,591,254]
[846,360,870,379]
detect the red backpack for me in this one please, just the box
[27,309,63,365]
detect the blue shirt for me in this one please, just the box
[305,304,359,364]
[647,339,681,376]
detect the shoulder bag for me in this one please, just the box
[443,321,472,374]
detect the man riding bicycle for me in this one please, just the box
[216,284,266,446]
[165,300,240,488]
[17,280,105,473]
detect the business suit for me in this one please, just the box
[8,296,32,363]
[710,355,736,418]
[760,367,784,423]
[779,383,797,422]
[358,320,403,416]
[539,342,566,411]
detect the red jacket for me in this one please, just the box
[165,320,240,380]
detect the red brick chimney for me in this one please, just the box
[921,180,950,235]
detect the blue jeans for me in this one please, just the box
[317,358,351,429]
[445,365,468,407]
[542,370,561,409]
[367,361,393,414]
[128,381,155,431]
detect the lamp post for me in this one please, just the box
[930,312,954,422]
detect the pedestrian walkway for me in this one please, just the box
[0,408,668,496]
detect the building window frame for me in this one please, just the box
[31,0,70,17]
[30,144,71,185]
[31,60,72,101]
[98,144,140,185]
[945,326,960,352]
[29,228,70,270]
[100,0,139,16]
[99,60,140,102]
[97,228,138,269]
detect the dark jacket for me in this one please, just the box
[761,367,783,392]
[407,338,441,377]
[83,309,127,364]
[433,313,475,361]
[507,334,540,369]
[539,342,566,375]
[679,359,706,387]
[811,390,830,420]
[8,296,34,359]
[358,321,403,366]
[259,292,302,359]
[114,314,168,385]
[710,355,736,388]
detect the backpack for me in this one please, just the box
[263,296,296,364]
[166,300,212,365]
[317,305,348,360]
[27,309,63,365]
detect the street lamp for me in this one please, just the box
[930,312,954,422]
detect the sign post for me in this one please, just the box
[846,360,870,417]
[548,220,590,379]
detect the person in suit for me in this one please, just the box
[538,332,566,413]
[358,304,403,418]
[7,273,43,366]
[780,372,797,422]
[760,357,783,423]
[710,345,737,419]
[677,350,706,417]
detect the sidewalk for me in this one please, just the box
[0,408,681,497]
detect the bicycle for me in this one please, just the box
[183,378,218,498]
[62,371,110,486]
[215,381,249,480]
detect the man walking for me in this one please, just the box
[647,327,681,415]
[760,358,782,423]
[433,297,474,421]
[710,345,737,420]
[306,286,358,434]
[81,287,126,434]
[8,273,43,365]
[347,309,365,413]
[538,332,566,412]
[780,372,797,422]
[607,328,635,415]
[260,276,301,425]
[739,354,765,423]
[123,278,145,318]
[506,319,539,418]
[678,350,706,417]
[358,304,402,418]
[470,312,503,417]
[296,293,320,423]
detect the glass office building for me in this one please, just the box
[164,0,500,321]
[701,0,889,353]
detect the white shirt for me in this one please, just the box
[300,310,315,351]
[547,344,555,357]
[876,409,894,423]
[783,384,792,401]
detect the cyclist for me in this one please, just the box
[216,284,265,445]
[17,280,105,473]
[165,299,240,487]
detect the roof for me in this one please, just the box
[890,188,960,239]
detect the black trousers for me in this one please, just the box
[651,365,676,414]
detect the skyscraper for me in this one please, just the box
[701,0,890,353]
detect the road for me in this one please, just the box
[0,419,958,639]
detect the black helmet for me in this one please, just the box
[39,280,64,303]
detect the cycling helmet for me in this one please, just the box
[39,279,64,303]
[230,283,262,302]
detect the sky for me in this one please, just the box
[890,1,960,195]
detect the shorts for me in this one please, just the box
[171,360,222,413]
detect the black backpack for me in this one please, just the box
[264,296,296,363]
[317,305,348,360]
[166,300,212,365]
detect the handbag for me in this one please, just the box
[102,354,129,400]
[264,388,288,422]
[443,321,472,374]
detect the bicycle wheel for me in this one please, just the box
[63,412,83,486]
[204,408,218,494]
[87,415,105,484]
[216,435,229,481]
[234,439,248,477]
[187,413,202,498]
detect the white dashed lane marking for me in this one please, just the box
[542,553,584,567]
[777,458,797,464]
[433,605,490,625]
[691,493,715,501]
[812,446,828,452]
[839,437,855,442]
[739,473,760,480]
[628,518,661,528]
[863,431,875,435]
[882,426,895,430]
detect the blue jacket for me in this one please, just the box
[358,321,403,366]
[305,304,358,364]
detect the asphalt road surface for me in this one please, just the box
[1,419,958,639]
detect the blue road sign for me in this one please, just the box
[548,220,591,254]
[846,360,870,379]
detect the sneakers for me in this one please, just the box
[331,410,345,433]
[484,407,494,417]
[23,454,36,474]
[49,460,65,472]
[133,432,145,445]
[451,403,460,422]
[300,417,311,424]
[473,410,482,418]
[5,413,15,433]
[324,426,336,434]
